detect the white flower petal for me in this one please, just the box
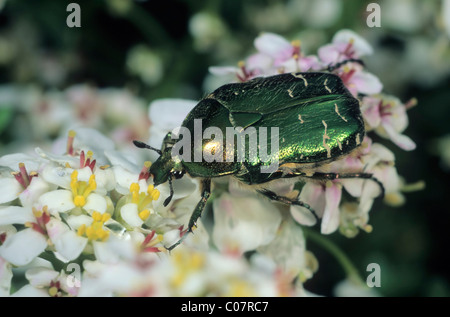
[0,257,12,296]
[212,192,281,254]
[112,165,139,195]
[333,29,373,56]
[318,43,340,64]
[381,121,416,151]
[19,177,51,207]
[46,219,88,261]
[39,190,75,214]
[147,99,197,155]
[341,178,365,198]
[257,219,307,279]
[361,97,381,128]
[120,203,144,227]
[0,228,48,266]
[92,237,129,264]
[299,182,326,216]
[66,215,93,230]
[290,204,317,227]
[321,184,342,234]
[0,177,22,204]
[254,33,292,60]
[35,147,79,168]
[246,52,274,70]
[148,99,197,130]
[40,164,72,189]
[104,150,140,174]
[11,284,49,297]
[93,168,115,194]
[351,71,383,95]
[84,193,107,214]
[72,127,115,153]
[26,267,59,287]
[0,153,42,172]
[0,206,34,225]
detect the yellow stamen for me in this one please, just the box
[92,211,102,222]
[77,211,111,242]
[130,183,140,204]
[48,286,58,297]
[147,184,154,194]
[144,161,152,168]
[130,183,140,192]
[73,195,86,207]
[68,130,76,138]
[101,213,111,222]
[70,171,97,206]
[77,224,86,236]
[139,209,151,221]
[151,189,160,201]
[32,207,43,218]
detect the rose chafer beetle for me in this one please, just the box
[134,66,384,250]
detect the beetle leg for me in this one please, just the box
[275,170,385,199]
[163,175,174,207]
[256,188,319,222]
[326,58,365,72]
[166,178,211,252]
[304,172,385,199]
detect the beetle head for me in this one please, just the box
[133,140,185,207]
[150,149,185,186]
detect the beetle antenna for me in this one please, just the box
[133,140,162,156]
[163,175,174,207]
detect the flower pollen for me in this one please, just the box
[129,183,160,209]
[77,211,111,242]
[70,170,97,207]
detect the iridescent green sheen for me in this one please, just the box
[175,72,364,185]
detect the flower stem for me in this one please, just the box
[303,228,365,286]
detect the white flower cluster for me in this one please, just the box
[0,127,313,296]
[0,85,150,154]
[0,30,417,297]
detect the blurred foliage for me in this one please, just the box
[0,0,449,296]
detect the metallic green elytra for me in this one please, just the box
[134,71,381,251]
